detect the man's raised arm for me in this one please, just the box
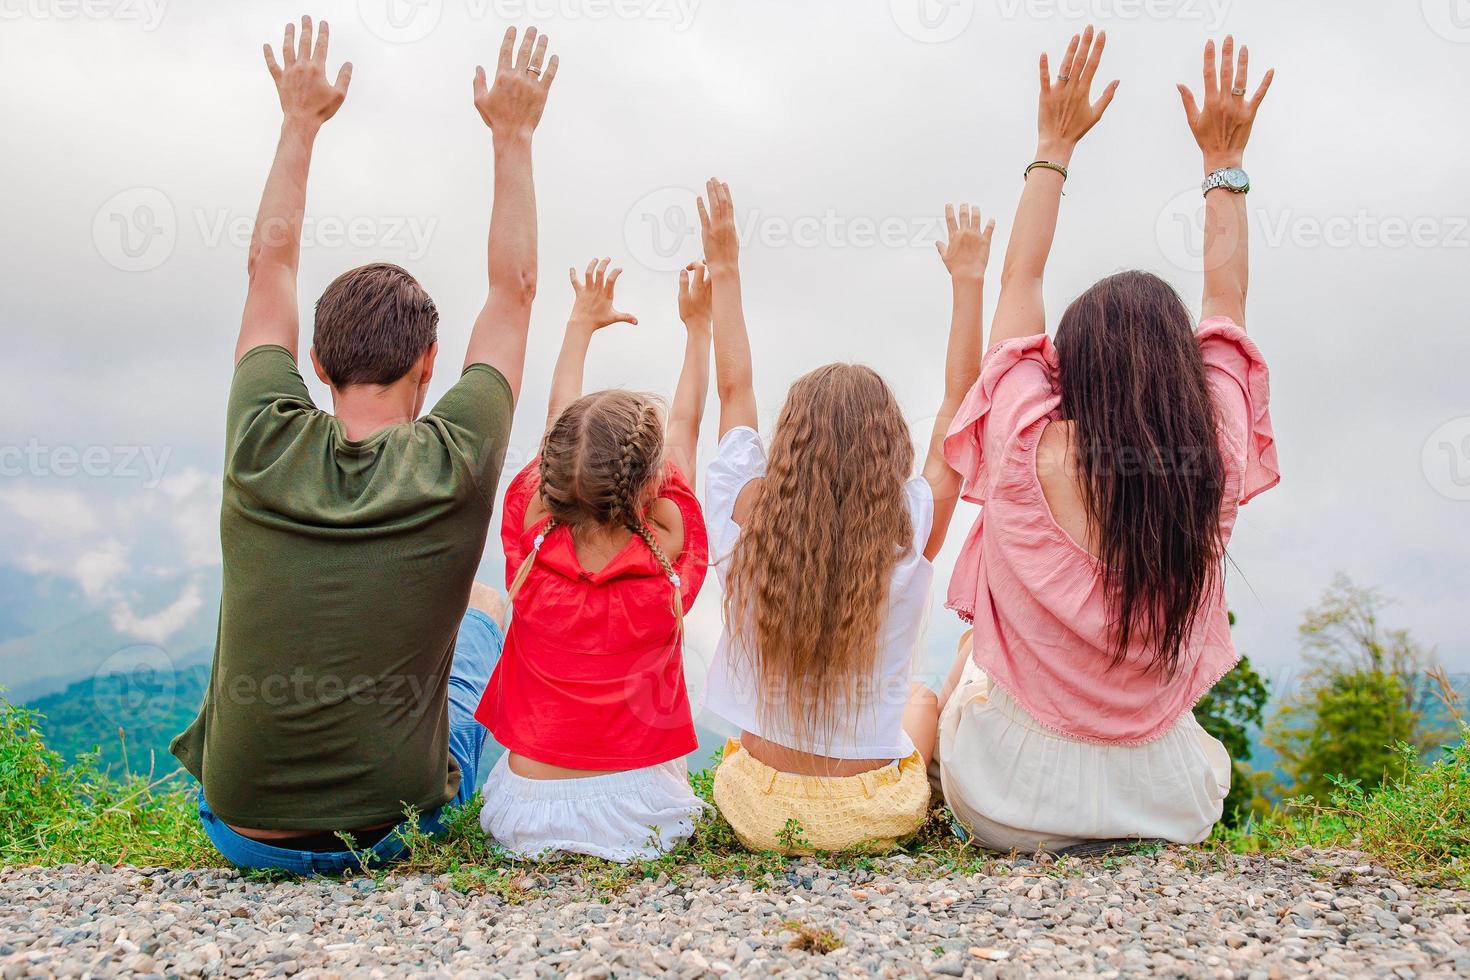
[237,16,352,364]
[465,27,559,403]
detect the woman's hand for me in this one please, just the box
[679,260,712,331]
[1036,25,1118,164]
[697,179,739,272]
[935,204,996,286]
[1178,36,1274,172]
[567,258,637,333]
[264,16,352,131]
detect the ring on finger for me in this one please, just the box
[527,66,542,76]
[1232,87,1245,96]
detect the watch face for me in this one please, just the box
[1222,168,1249,190]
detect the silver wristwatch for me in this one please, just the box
[1202,167,1250,196]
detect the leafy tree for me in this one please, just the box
[1195,643,1270,826]
[1266,575,1437,801]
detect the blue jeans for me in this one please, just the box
[198,608,503,875]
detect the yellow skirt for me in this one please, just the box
[711,739,930,855]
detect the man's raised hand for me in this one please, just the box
[475,27,558,140]
[263,16,351,129]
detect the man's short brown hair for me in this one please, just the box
[313,263,438,387]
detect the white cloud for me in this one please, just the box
[74,540,129,600]
[110,583,204,645]
[0,487,99,538]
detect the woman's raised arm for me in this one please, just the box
[699,179,758,438]
[1178,36,1274,330]
[988,25,1118,351]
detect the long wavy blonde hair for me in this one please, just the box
[723,364,914,749]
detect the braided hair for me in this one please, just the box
[507,391,684,630]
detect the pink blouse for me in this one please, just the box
[942,317,1279,745]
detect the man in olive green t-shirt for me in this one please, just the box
[170,20,561,874]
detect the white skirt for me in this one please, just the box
[479,754,705,862]
[937,659,1231,853]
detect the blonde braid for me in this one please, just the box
[631,520,684,638]
[507,517,558,604]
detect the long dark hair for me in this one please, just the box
[1054,271,1225,676]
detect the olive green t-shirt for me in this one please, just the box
[170,345,513,830]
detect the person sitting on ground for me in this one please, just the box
[474,257,714,862]
[934,27,1279,853]
[170,20,559,874]
[697,179,994,855]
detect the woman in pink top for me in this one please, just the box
[933,29,1280,852]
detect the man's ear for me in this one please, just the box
[417,341,439,389]
[309,347,333,387]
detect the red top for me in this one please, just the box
[474,459,709,770]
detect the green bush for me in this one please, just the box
[1222,725,1470,888]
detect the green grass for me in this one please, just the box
[4,694,1466,893]
[1212,727,1470,888]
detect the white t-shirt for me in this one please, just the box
[701,426,935,760]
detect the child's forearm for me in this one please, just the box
[710,266,758,434]
[546,319,594,427]
[945,278,985,400]
[667,325,712,481]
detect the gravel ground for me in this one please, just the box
[1,848,1466,978]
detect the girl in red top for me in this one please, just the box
[475,257,712,861]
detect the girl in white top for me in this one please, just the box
[695,179,993,854]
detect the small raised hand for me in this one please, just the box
[935,204,996,285]
[697,179,739,272]
[1036,25,1118,161]
[678,261,712,330]
[474,26,558,139]
[1178,35,1274,171]
[568,258,637,332]
[263,15,352,129]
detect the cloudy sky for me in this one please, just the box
[1,0,1467,701]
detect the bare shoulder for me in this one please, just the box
[647,496,686,560]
